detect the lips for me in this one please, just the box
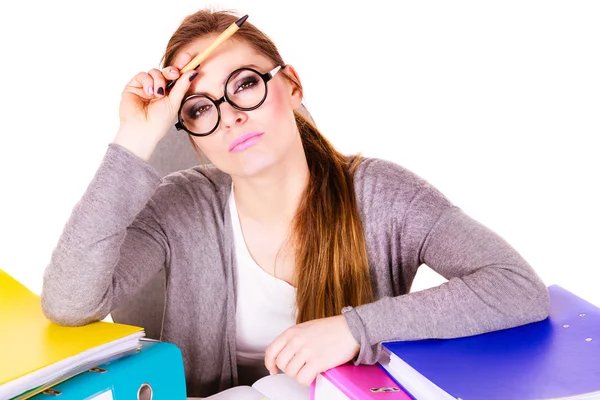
[229,132,264,152]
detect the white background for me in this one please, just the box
[1,1,599,308]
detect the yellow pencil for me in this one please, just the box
[165,14,249,90]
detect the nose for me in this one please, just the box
[220,100,248,130]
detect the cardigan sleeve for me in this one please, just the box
[41,143,169,326]
[343,160,550,365]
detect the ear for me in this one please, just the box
[283,64,303,109]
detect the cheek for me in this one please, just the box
[257,89,298,137]
[264,84,292,117]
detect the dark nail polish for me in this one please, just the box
[189,72,198,82]
[157,87,164,96]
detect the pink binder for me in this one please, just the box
[310,362,412,399]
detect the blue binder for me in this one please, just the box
[30,340,187,400]
[379,285,600,399]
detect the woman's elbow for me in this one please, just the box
[40,272,113,326]
[492,266,551,326]
[519,265,551,323]
[508,275,550,325]
[528,280,551,322]
[41,290,108,327]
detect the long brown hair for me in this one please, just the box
[162,9,374,323]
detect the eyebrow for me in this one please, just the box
[220,63,262,84]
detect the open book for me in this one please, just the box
[0,269,144,400]
[200,361,411,400]
[200,373,310,400]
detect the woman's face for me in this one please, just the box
[173,36,303,178]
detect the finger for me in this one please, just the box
[283,353,306,379]
[275,345,296,374]
[148,68,166,97]
[160,66,181,94]
[124,72,155,100]
[264,335,289,375]
[296,363,318,387]
[163,52,195,92]
[173,52,193,71]
[166,70,199,108]
[161,65,181,81]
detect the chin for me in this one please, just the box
[211,150,276,178]
[236,155,279,178]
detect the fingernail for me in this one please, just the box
[157,87,164,96]
[189,72,198,82]
[169,69,177,74]
[147,86,154,95]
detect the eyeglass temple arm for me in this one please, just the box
[268,65,283,78]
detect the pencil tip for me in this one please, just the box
[236,14,249,27]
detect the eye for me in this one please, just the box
[234,76,259,93]
[187,103,212,119]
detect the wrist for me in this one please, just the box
[112,129,159,162]
[338,315,360,356]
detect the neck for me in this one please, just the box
[232,142,309,226]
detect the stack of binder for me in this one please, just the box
[0,269,186,399]
[28,339,187,400]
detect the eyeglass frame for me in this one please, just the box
[174,64,284,137]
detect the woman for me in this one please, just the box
[41,8,550,398]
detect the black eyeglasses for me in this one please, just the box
[175,65,283,137]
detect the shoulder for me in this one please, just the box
[353,156,430,190]
[150,164,231,212]
[350,155,455,215]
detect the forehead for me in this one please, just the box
[177,36,270,95]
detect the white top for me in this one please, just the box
[229,185,297,367]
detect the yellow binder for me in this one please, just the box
[0,269,144,399]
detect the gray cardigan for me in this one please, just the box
[41,143,550,397]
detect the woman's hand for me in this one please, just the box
[264,315,360,386]
[113,53,198,161]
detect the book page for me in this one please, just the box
[252,373,311,400]
[198,385,268,400]
[199,373,311,399]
